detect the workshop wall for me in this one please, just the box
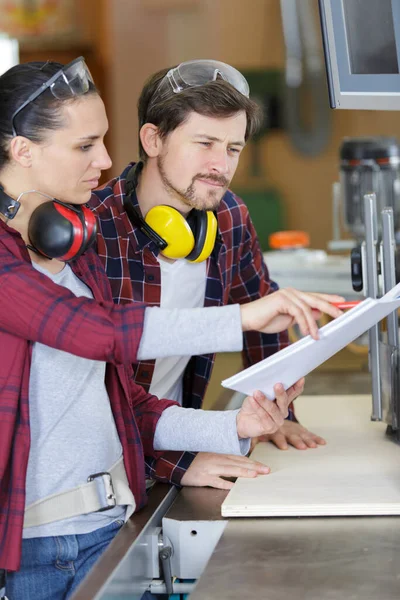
[2,0,400,249]
[105,0,400,251]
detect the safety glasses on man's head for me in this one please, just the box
[11,56,94,136]
[155,59,250,100]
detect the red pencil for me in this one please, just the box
[331,301,362,309]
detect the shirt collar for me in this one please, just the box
[124,182,161,255]
[101,162,158,255]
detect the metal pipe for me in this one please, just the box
[381,208,400,432]
[159,546,173,595]
[150,580,196,594]
[381,209,399,348]
[364,193,382,420]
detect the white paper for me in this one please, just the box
[222,282,400,400]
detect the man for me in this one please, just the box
[90,60,328,490]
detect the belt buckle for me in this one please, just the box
[87,471,117,512]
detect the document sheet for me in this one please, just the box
[222,282,400,399]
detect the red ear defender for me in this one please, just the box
[28,201,97,261]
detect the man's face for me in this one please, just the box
[156,110,247,211]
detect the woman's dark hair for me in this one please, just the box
[137,66,263,162]
[0,60,98,168]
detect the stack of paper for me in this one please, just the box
[222,282,400,400]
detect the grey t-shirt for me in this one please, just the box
[24,263,249,539]
[24,263,126,539]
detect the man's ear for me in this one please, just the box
[9,136,33,168]
[140,123,163,158]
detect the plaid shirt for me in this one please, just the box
[0,220,180,572]
[90,163,290,482]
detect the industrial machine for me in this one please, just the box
[71,447,400,600]
[340,138,400,244]
[351,194,400,438]
[329,137,400,253]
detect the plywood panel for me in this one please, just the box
[222,394,400,517]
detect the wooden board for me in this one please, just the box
[222,395,400,517]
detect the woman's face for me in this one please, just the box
[29,94,112,204]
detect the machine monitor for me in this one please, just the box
[319,0,400,110]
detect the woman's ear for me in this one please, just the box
[9,136,33,168]
[140,123,162,158]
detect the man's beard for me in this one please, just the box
[157,155,229,211]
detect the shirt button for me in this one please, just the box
[140,370,149,378]
[147,275,155,282]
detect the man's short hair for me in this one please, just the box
[137,66,263,161]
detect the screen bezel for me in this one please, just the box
[319,0,400,110]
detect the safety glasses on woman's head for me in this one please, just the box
[11,56,94,136]
[155,59,250,100]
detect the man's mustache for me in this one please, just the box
[194,173,229,187]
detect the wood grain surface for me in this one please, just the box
[222,395,400,517]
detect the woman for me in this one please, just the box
[0,58,342,599]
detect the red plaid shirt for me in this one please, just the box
[0,220,180,572]
[90,163,290,483]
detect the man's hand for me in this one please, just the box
[236,379,305,439]
[180,452,270,490]
[240,288,344,340]
[251,420,326,451]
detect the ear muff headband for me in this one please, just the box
[82,205,96,239]
[81,204,97,251]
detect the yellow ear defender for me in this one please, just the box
[123,163,218,263]
[144,205,217,262]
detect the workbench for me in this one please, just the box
[71,395,400,600]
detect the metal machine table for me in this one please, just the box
[72,484,400,599]
[190,515,400,600]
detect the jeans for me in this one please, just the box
[5,519,124,600]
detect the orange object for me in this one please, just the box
[331,301,361,309]
[269,230,310,249]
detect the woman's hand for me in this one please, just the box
[236,379,305,439]
[240,288,344,340]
